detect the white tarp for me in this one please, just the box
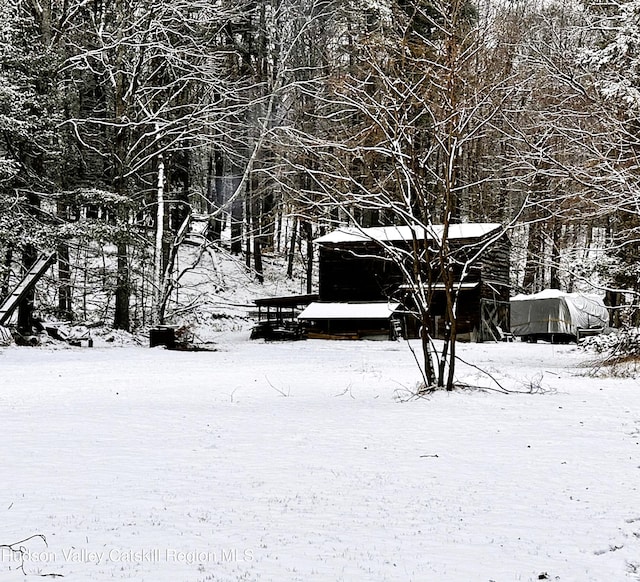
[510,289,609,337]
[298,302,400,320]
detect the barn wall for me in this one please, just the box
[477,235,511,300]
[318,245,402,302]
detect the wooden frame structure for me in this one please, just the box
[251,294,318,341]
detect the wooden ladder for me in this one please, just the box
[0,252,56,325]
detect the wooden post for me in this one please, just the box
[154,154,165,325]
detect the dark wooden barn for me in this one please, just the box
[310,223,511,342]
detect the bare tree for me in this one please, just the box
[272,0,521,389]
[497,0,640,322]
[56,0,285,326]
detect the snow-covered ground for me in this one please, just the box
[1,336,639,582]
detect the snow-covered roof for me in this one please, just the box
[314,223,503,245]
[298,302,400,320]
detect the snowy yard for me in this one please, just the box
[1,336,639,582]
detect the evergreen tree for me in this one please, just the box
[0,0,63,330]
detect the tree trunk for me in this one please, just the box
[17,245,38,333]
[1,246,13,300]
[245,194,252,269]
[302,220,313,293]
[113,240,130,330]
[230,176,243,255]
[549,216,562,290]
[522,219,544,292]
[206,145,225,242]
[420,314,437,388]
[287,217,298,279]
[254,237,264,284]
[57,243,72,320]
[153,154,166,325]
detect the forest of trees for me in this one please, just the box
[1,0,639,342]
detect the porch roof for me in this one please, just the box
[298,302,400,320]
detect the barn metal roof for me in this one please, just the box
[314,223,503,245]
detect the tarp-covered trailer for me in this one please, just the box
[510,289,609,343]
